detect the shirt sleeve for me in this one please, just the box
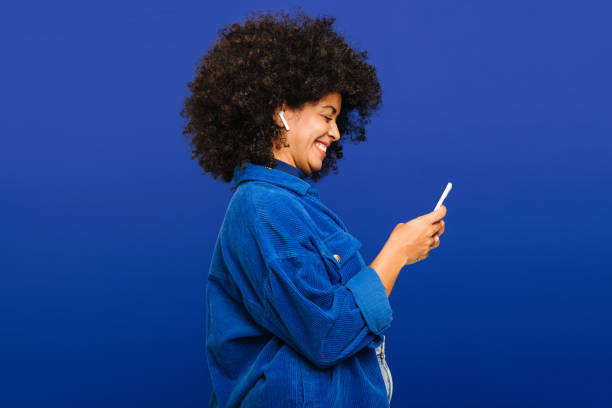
[225,189,392,369]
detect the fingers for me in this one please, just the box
[438,219,445,236]
[430,204,446,221]
[417,251,430,262]
[431,220,445,249]
[430,219,445,236]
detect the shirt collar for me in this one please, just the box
[233,161,317,197]
[272,159,309,180]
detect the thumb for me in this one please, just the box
[430,205,446,220]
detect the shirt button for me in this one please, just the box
[333,254,341,263]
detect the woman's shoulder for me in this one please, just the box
[221,181,317,259]
[230,181,309,217]
[223,181,316,244]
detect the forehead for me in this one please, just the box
[313,92,342,110]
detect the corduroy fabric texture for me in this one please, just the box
[206,162,393,408]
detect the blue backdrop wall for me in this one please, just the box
[1,0,611,406]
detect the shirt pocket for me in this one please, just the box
[318,230,364,285]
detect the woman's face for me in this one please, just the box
[272,92,342,175]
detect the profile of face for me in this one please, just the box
[272,92,342,175]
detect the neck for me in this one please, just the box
[272,152,296,168]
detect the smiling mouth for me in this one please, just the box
[315,141,327,157]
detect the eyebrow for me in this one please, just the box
[322,105,338,114]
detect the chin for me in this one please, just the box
[308,162,323,174]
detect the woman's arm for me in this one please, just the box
[223,190,392,369]
[370,206,447,296]
[369,245,406,297]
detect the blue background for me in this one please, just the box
[2,0,611,406]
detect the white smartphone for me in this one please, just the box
[434,182,452,211]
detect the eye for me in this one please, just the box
[322,116,332,122]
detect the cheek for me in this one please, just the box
[307,120,328,138]
[298,117,327,149]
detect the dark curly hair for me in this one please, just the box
[180,8,382,185]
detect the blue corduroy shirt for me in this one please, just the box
[206,160,393,407]
[267,158,310,180]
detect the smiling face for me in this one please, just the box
[272,92,342,175]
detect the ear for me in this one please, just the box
[273,103,290,128]
[272,106,283,128]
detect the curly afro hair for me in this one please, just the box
[180,8,382,185]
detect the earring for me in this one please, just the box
[279,111,290,131]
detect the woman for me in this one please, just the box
[181,10,446,407]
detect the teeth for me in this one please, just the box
[316,142,327,152]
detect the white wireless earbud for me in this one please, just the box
[279,111,290,131]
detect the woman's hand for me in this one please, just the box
[369,205,447,296]
[393,205,447,265]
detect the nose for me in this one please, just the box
[328,121,341,142]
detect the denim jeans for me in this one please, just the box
[375,335,393,404]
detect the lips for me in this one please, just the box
[314,141,327,158]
